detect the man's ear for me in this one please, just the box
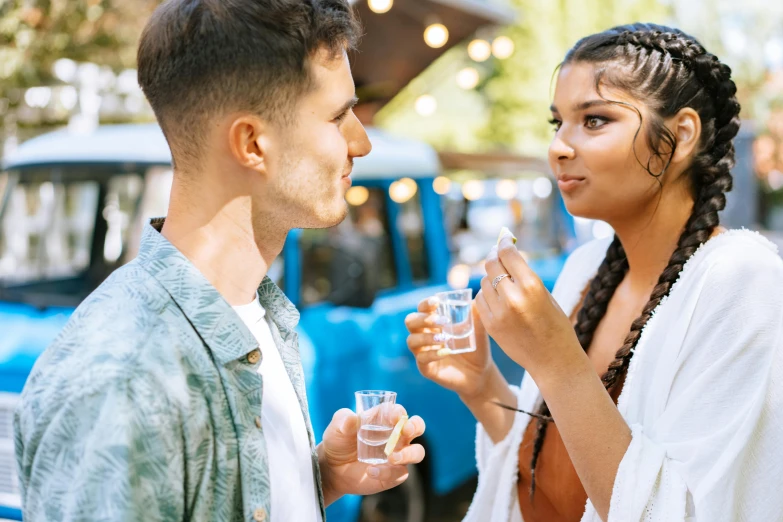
[669,107,702,166]
[228,116,269,172]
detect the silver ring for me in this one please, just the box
[492,273,513,290]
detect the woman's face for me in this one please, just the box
[548,62,665,224]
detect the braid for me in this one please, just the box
[525,23,741,501]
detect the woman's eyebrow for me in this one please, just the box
[550,99,613,113]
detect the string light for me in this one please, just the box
[456,67,480,90]
[433,176,452,195]
[368,0,393,14]
[462,180,485,201]
[468,39,492,62]
[496,179,518,200]
[390,178,419,203]
[346,186,370,206]
[424,23,449,48]
[415,94,437,116]
[492,36,515,59]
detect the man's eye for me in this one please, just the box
[334,111,350,124]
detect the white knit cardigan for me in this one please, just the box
[463,230,783,522]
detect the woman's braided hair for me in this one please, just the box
[526,23,741,498]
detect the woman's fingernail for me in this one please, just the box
[368,467,380,478]
[428,297,439,306]
[433,333,447,342]
[437,347,453,357]
[433,316,448,325]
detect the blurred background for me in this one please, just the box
[0,0,782,521]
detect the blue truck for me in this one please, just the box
[0,123,574,521]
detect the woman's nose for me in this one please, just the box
[549,132,576,162]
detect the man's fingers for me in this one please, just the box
[330,408,358,435]
[366,464,409,485]
[399,415,425,445]
[388,443,426,466]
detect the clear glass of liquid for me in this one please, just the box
[435,288,476,354]
[355,390,397,465]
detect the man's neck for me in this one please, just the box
[161,181,287,306]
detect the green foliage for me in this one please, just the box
[0,0,159,97]
[479,0,669,152]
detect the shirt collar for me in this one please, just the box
[137,218,299,365]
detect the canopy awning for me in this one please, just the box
[349,0,516,101]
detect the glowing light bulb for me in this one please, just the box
[462,180,485,201]
[492,36,515,59]
[456,67,480,90]
[433,176,452,195]
[346,186,370,206]
[468,39,492,62]
[424,23,449,48]
[368,0,393,14]
[415,94,437,116]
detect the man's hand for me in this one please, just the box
[318,407,425,506]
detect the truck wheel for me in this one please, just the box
[358,463,426,522]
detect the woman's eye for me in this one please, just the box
[585,115,608,129]
[548,118,562,132]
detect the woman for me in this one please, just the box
[406,23,783,522]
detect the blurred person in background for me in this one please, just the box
[407,23,783,522]
[13,1,426,521]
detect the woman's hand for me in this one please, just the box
[404,297,494,400]
[476,234,585,381]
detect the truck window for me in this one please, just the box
[300,187,396,307]
[0,175,100,284]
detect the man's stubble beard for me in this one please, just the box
[269,155,350,231]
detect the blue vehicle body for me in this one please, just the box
[0,124,572,521]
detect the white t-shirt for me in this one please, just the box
[233,295,323,522]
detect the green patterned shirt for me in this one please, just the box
[14,218,325,522]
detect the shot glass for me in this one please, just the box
[355,390,397,465]
[434,288,476,354]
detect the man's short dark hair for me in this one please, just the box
[137,0,361,169]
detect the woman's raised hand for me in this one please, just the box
[405,297,494,400]
[476,233,583,382]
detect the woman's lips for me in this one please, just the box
[557,175,586,193]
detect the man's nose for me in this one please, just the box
[347,115,372,159]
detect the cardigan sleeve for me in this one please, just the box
[605,241,783,522]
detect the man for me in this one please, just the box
[13,1,425,521]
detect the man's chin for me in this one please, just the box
[307,201,349,229]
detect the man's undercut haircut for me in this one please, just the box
[137,0,361,169]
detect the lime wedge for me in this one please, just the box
[497,226,518,246]
[384,415,409,457]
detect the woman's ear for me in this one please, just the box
[669,107,702,165]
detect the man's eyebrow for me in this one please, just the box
[549,99,613,113]
[333,96,359,118]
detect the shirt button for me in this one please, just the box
[253,507,267,521]
[246,349,261,365]
[255,416,262,429]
